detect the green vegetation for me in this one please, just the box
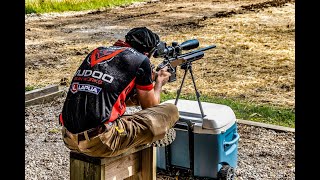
[25,85,36,92]
[25,0,146,14]
[161,92,295,128]
[48,128,61,133]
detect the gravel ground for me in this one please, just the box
[25,97,295,180]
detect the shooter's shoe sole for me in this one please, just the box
[151,128,176,147]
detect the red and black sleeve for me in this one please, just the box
[135,57,154,91]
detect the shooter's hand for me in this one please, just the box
[151,67,157,82]
[156,66,171,86]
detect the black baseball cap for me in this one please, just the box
[125,27,160,54]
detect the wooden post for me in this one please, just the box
[70,154,102,180]
[141,146,156,180]
[70,145,156,180]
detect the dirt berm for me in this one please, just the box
[25,0,295,108]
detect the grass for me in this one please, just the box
[25,85,37,92]
[161,92,295,128]
[25,0,146,14]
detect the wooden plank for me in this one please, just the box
[124,174,141,180]
[70,151,102,165]
[70,158,102,180]
[25,84,59,101]
[237,119,295,132]
[25,89,66,107]
[101,144,150,165]
[104,152,141,180]
[141,146,156,180]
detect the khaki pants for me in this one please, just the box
[61,103,179,157]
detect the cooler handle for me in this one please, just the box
[224,133,240,156]
[224,132,240,147]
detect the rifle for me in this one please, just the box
[153,39,216,82]
[152,39,216,119]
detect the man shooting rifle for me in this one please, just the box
[59,27,180,158]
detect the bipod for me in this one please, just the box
[164,62,206,177]
[175,62,205,119]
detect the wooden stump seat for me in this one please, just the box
[69,144,156,180]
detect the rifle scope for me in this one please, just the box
[153,39,199,58]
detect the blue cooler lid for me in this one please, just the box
[161,99,237,134]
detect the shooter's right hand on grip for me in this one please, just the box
[155,66,171,86]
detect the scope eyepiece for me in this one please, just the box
[153,39,200,58]
[153,41,178,58]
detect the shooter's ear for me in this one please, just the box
[143,52,151,58]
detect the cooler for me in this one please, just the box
[156,99,239,179]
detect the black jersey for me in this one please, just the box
[60,46,154,133]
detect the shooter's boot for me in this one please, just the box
[151,128,176,147]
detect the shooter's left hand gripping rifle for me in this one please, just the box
[152,39,216,119]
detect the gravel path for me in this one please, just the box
[25,97,295,180]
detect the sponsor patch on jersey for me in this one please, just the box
[70,82,102,95]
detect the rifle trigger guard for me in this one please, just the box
[167,63,175,73]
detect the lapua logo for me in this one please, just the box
[70,82,102,95]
